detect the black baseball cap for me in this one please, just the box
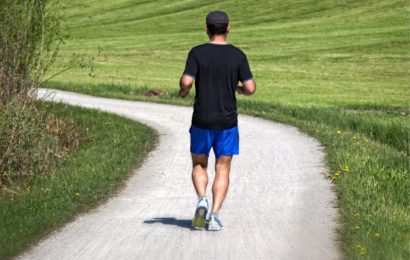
[206,11,229,26]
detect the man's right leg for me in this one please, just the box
[211,155,232,214]
[207,126,238,231]
[207,155,232,231]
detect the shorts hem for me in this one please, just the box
[215,152,239,159]
[190,151,210,157]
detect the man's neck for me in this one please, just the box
[209,35,228,44]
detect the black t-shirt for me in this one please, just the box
[183,43,253,130]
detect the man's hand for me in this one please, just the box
[236,79,256,96]
[236,81,245,95]
[179,75,194,98]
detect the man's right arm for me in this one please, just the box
[237,52,256,96]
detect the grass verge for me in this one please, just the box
[44,82,409,259]
[0,101,156,259]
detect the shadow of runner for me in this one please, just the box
[143,217,194,230]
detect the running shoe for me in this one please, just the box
[192,197,208,229]
[207,213,223,231]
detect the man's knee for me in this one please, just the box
[215,156,232,171]
[192,154,208,169]
[216,155,232,165]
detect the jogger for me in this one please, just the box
[179,10,256,230]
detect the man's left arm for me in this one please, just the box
[179,49,197,98]
[179,75,194,98]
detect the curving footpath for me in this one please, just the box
[19,89,340,259]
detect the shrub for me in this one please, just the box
[0,1,79,188]
[0,0,62,104]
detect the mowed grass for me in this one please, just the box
[49,0,408,107]
[0,102,156,259]
[44,0,409,259]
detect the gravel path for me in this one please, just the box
[19,89,339,259]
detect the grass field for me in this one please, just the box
[43,0,409,259]
[0,103,156,259]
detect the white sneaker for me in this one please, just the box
[207,213,223,231]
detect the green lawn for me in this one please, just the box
[0,103,156,259]
[44,0,409,259]
[49,0,408,107]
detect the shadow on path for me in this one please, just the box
[143,217,193,229]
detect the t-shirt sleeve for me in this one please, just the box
[238,54,253,82]
[183,49,198,78]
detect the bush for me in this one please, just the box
[0,1,78,188]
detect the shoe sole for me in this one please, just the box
[207,216,223,231]
[192,207,207,230]
[207,224,222,231]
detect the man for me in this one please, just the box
[179,10,256,231]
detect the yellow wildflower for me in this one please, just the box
[374,232,380,237]
[356,244,367,255]
[343,165,349,172]
[336,130,342,135]
[75,193,80,196]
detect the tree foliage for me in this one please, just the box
[0,0,64,103]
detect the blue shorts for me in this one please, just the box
[189,125,239,158]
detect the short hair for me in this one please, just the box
[207,23,228,35]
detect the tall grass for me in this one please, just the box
[0,97,81,188]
